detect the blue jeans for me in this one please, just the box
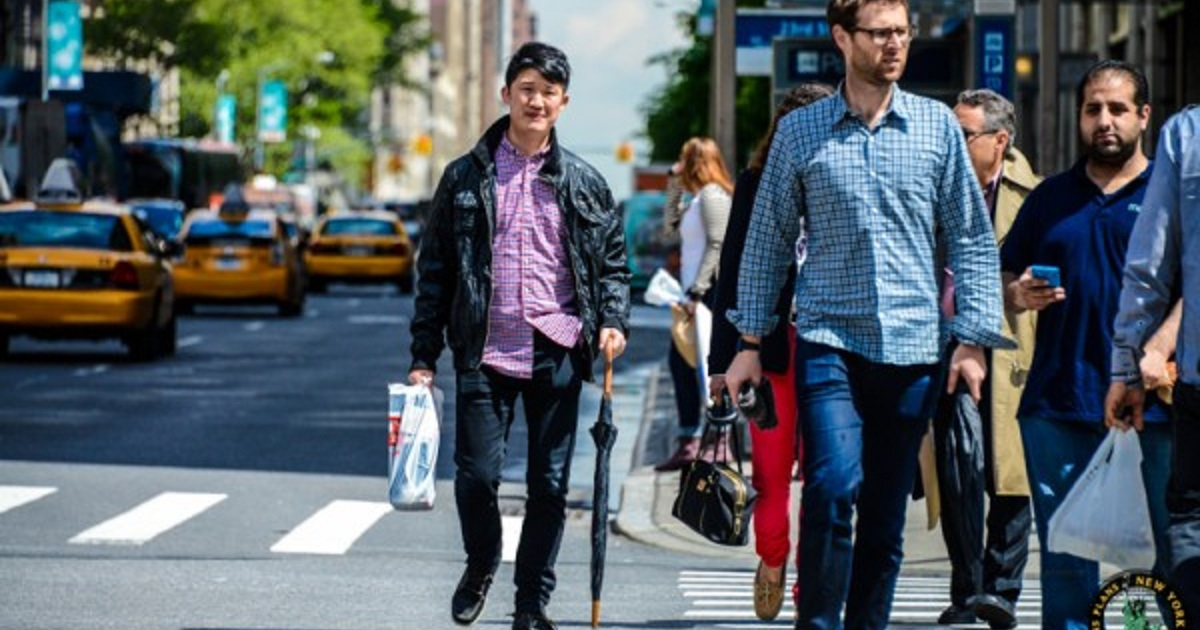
[793,340,940,630]
[1020,416,1172,630]
[453,334,582,614]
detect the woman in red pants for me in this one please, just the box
[707,82,832,621]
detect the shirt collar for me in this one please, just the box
[1069,158,1155,198]
[830,82,909,128]
[499,133,550,162]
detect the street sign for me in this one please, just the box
[974,15,1015,99]
[45,0,83,91]
[215,95,236,144]
[257,80,287,143]
[736,9,828,76]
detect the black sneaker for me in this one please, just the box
[512,611,558,630]
[971,593,1018,630]
[451,568,493,625]
[936,603,977,625]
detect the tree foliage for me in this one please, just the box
[642,0,772,170]
[85,0,429,180]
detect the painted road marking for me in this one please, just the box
[270,500,391,555]
[0,485,57,515]
[69,492,226,546]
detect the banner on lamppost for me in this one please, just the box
[215,95,236,144]
[45,0,83,91]
[257,80,288,143]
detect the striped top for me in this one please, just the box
[481,136,581,379]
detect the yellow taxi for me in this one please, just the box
[305,210,414,293]
[174,200,306,316]
[0,160,177,360]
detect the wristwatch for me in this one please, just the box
[736,338,761,353]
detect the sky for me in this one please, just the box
[527,0,695,201]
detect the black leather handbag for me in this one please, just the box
[671,394,758,546]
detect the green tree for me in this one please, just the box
[85,0,428,183]
[642,0,771,170]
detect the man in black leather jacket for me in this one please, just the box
[407,42,629,630]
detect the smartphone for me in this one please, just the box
[1030,265,1061,288]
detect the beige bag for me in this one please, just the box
[670,303,698,368]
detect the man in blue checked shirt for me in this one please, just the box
[1107,104,1200,617]
[723,1,1012,629]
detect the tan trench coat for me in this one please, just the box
[920,148,1040,527]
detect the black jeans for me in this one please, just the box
[1170,382,1200,613]
[453,333,582,614]
[932,376,1031,607]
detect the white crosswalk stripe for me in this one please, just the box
[676,569,1132,629]
[0,485,57,515]
[69,491,226,546]
[270,500,392,555]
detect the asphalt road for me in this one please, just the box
[0,285,722,630]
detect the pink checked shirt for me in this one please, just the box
[481,136,582,378]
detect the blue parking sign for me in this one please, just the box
[45,0,83,91]
[975,16,1014,99]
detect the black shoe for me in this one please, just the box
[451,568,493,625]
[971,593,1018,630]
[512,611,558,630]
[937,603,977,625]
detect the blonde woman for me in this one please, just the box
[654,137,734,472]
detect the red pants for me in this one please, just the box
[748,328,801,599]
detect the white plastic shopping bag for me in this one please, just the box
[387,382,444,511]
[693,301,712,385]
[644,268,685,307]
[1046,428,1156,569]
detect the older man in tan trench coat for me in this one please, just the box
[920,89,1039,630]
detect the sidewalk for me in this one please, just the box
[612,360,1045,577]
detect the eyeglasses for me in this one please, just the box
[962,128,999,142]
[850,25,913,46]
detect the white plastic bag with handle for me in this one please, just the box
[644,268,685,307]
[1046,428,1156,569]
[387,382,444,511]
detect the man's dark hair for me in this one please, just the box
[826,0,910,32]
[1075,59,1149,110]
[505,42,571,89]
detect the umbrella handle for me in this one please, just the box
[604,346,614,396]
[592,600,600,628]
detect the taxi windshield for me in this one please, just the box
[0,211,133,251]
[186,219,274,244]
[322,218,396,236]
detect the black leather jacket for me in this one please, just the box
[409,117,630,381]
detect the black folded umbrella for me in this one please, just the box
[933,384,986,597]
[589,348,618,628]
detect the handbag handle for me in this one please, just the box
[698,413,746,475]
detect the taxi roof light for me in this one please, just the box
[36,159,86,205]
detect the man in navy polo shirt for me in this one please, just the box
[999,60,1171,630]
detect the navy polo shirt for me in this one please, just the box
[1000,159,1167,424]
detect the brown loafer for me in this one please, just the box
[753,561,784,621]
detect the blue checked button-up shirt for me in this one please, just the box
[729,86,1012,365]
[1111,105,1200,387]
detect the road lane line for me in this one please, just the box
[177,335,203,348]
[347,315,408,325]
[0,486,57,515]
[72,364,110,377]
[270,500,391,555]
[501,515,523,563]
[244,321,265,332]
[69,492,226,546]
